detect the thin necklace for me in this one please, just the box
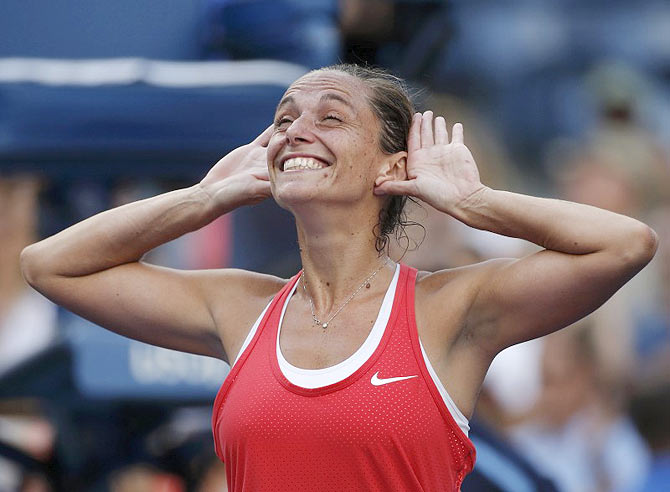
[301,257,390,329]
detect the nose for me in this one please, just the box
[285,114,315,145]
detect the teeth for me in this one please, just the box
[283,157,328,172]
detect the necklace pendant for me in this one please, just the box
[302,257,390,332]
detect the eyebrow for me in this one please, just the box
[275,92,356,113]
[320,93,355,111]
[276,95,295,113]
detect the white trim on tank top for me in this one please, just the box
[276,264,400,386]
[419,339,470,434]
[232,264,469,436]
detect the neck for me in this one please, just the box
[293,206,394,313]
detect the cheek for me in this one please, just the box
[355,143,385,181]
[266,134,284,164]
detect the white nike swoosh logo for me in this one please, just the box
[371,371,418,386]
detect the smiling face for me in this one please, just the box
[267,70,391,211]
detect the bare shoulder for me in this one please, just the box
[192,267,288,299]
[415,258,513,298]
[190,267,289,362]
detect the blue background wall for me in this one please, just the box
[0,0,203,59]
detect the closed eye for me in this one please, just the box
[275,117,293,128]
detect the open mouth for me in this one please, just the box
[281,156,331,172]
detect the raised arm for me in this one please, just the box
[451,186,656,352]
[20,126,281,362]
[375,112,658,356]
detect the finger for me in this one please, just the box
[420,111,434,147]
[452,123,464,144]
[373,179,416,197]
[254,124,274,147]
[407,113,421,152]
[434,116,448,145]
[251,169,270,181]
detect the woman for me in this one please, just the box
[21,64,658,491]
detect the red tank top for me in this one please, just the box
[212,264,476,491]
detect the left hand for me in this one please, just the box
[374,111,486,213]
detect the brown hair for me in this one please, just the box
[316,63,421,254]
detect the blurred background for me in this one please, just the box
[0,0,668,491]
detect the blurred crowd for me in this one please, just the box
[1,1,669,491]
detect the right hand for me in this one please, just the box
[200,125,273,210]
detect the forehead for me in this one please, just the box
[278,71,372,113]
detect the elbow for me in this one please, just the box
[20,243,46,288]
[620,223,658,269]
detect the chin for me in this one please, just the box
[271,182,324,211]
